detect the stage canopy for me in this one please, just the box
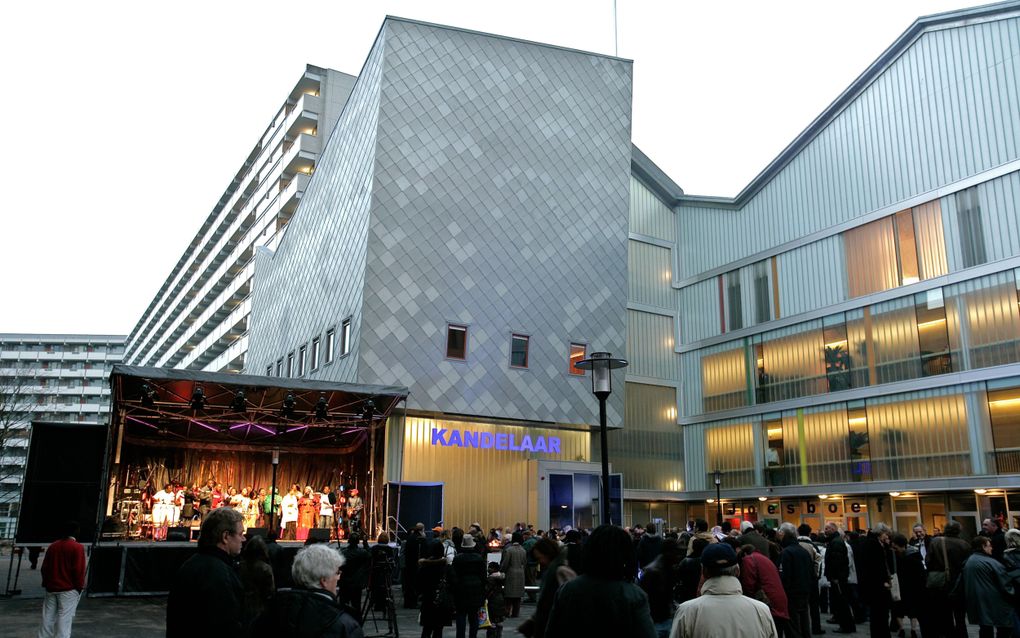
[110,364,409,451]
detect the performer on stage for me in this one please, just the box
[297,486,317,541]
[229,486,244,510]
[211,482,224,510]
[241,487,258,530]
[334,485,347,539]
[281,485,299,541]
[318,485,334,534]
[198,479,214,520]
[181,483,198,524]
[152,484,175,541]
[171,484,184,525]
[346,488,364,536]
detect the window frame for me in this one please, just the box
[568,342,587,376]
[298,345,307,377]
[509,333,530,369]
[310,337,320,371]
[340,318,352,357]
[325,328,335,365]
[286,353,294,377]
[446,324,468,361]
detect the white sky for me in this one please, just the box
[0,0,988,335]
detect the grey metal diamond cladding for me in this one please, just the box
[356,20,633,427]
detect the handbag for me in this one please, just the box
[890,573,902,601]
[478,600,493,628]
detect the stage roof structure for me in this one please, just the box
[110,365,409,451]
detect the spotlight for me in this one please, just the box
[332,429,343,445]
[231,390,246,412]
[315,394,328,420]
[158,421,169,436]
[282,392,296,419]
[362,399,376,420]
[141,384,156,408]
[276,424,288,436]
[191,386,206,411]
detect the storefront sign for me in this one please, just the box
[430,428,561,453]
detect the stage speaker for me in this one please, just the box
[167,527,190,542]
[307,528,330,543]
[246,527,268,540]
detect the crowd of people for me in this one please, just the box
[35,512,1020,638]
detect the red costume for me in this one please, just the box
[297,495,317,541]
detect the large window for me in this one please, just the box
[957,187,987,268]
[753,321,826,403]
[989,386,1020,474]
[845,205,947,298]
[446,325,467,360]
[510,334,529,368]
[701,342,749,412]
[915,289,951,377]
[945,270,1020,370]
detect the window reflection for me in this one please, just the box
[915,290,952,376]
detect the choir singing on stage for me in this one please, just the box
[120,477,365,542]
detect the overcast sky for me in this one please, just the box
[0,0,987,335]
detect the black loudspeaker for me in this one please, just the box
[246,527,268,540]
[307,528,330,543]
[166,527,190,542]
[17,423,108,544]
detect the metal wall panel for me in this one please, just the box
[630,176,675,242]
[982,170,1020,263]
[679,278,721,344]
[776,235,847,318]
[628,241,675,309]
[400,416,590,528]
[627,310,679,381]
[676,17,1020,278]
[248,31,387,381]
[913,200,949,280]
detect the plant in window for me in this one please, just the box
[824,344,852,392]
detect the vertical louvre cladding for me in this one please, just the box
[703,421,756,489]
[845,217,899,297]
[945,269,1020,370]
[676,16,1020,277]
[912,200,949,280]
[679,279,721,344]
[628,241,674,309]
[614,382,684,491]
[776,235,847,318]
[247,32,387,381]
[978,171,1020,264]
[754,321,826,403]
[627,310,678,380]
[630,176,675,242]
[357,20,631,424]
[695,341,748,415]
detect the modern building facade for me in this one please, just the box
[123,2,1020,533]
[122,66,356,374]
[0,334,124,538]
[667,2,1020,537]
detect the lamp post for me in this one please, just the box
[575,351,628,527]
[713,469,723,526]
[269,449,280,532]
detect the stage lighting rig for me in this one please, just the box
[362,399,376,422]
[231,390,246,412]
[140,384,156,408]
[281,392,296,419]
[191,386,206,411]
[315,394,328,420]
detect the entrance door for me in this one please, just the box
[548,472,623,529]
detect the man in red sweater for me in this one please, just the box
[39,521,86,638]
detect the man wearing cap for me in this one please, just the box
[670,543,778,638]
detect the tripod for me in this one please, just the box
[361,546,399,638]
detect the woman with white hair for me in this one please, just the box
[253,543,363,637]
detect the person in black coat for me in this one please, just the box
[636,522,664,570]
[418,540,455,638]
[404,523,428,608]
[891,534,925,638]
[451,535,486,638]
[778,522,815,638]
[167,508,246,637]
[676,536,709,603]
[254,543,363,638]
[981,518,1007,563]
[857,524,894,638]
[639,537,683,636]
[340,533,371,622]
[823,522,855,634]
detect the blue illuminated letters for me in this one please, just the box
[430,428,560,454]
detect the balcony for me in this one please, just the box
[281,133,318,177]
[285,92,321,138]
[280,172,310,214]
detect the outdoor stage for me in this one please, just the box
[9,364,408,597]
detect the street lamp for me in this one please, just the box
[575,351,628,527]
[713,469,723,526]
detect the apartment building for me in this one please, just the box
[122,66,356,373]
[0,334,124,538]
